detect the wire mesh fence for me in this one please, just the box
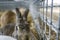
[39,0,60,40]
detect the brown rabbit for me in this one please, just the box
[16,8,30,40]
[1,11,16,28]
[1,23,15,36]
[16,8,40,40]
[0,11,16,36]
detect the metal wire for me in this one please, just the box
[42,1,46,40]
[58,6,60,40]
[35,0,59,40]
[43,0,45,31]
[50,0,53,25]
[45,0,48,40]
[45,0,48,32]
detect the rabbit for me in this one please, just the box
[0,23,15,36]
[0,11,16,36]
[1,11,16,28]
[16,8,31,40]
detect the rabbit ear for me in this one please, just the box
[16,8,22,18]
[23,9,29,19]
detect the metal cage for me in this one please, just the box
[30,0,60,40]
[0,0,60,40]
